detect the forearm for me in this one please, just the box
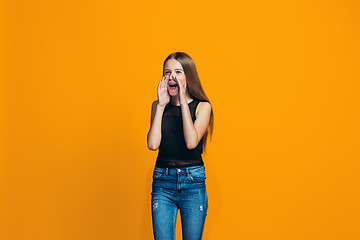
[181,102,199,149]
[147,103,165,150]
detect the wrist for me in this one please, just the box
[180,100,188,107]
[157,102,167,108]
[179,95,187,104]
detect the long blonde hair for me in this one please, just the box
[163,52,214,152]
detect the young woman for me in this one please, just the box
[147,52,214,240]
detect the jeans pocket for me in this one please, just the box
[188,168,206,182]
[153,168,166,180]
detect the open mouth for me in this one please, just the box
[168,83,178,90]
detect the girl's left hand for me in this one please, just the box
[175,77,187,105]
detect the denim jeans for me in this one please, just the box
[151,165,208,240]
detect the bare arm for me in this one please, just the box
[147,76,170,150]
[147,100,166,150]
[181,101,212,149]
[174,76,212,149]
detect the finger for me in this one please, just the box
[161,76,165,88]
[164,76,168,87]
[176,78,181,88]
[174,77,178,86]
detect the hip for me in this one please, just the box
[151,165,207,190]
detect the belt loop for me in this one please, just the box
[165,168,169,176]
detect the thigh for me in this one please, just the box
[151,185,178,240]
[179,185,208,240]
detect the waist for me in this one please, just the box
[155,159,204,168]
[154,165,205,174]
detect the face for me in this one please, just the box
[163,58,187,96]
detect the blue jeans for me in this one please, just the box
[151,165,208,240]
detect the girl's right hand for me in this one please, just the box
[157,75,170,106]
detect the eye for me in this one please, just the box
[176,70,182,74]
[164,71,170,75]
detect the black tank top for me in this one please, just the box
[155,98,205,168]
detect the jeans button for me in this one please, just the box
[177,169,181,172]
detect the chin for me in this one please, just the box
[168,89,179,96]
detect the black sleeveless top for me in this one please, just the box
[155,98,205,168]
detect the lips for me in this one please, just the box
[168,81,178,90]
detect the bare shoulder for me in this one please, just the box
[152,100,159,107]
[151,100,159,112]
[196,101,212,116]
[150,100,159,124]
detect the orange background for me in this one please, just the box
[1,0,360,239]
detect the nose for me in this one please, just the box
[170,72,176,80]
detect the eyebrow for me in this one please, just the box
[164,68,184,71]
